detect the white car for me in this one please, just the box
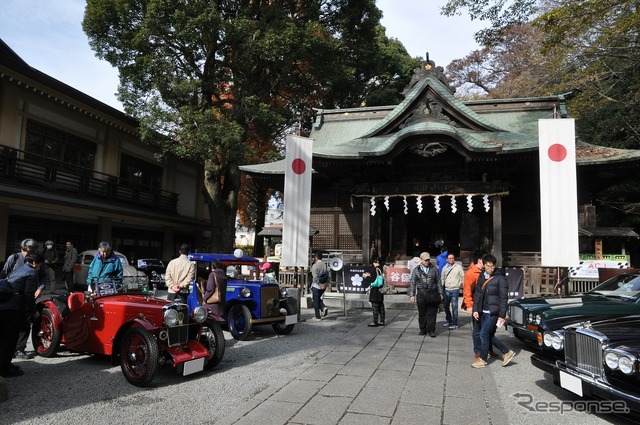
[73,250,149,291]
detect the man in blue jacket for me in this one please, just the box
[87,241,123,291]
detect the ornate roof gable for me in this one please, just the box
[360,58,504,139]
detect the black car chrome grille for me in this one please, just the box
[564,328,606,378]
[509,305,523,325]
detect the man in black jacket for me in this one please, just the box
[0,253,42,377]
[471,254,516,368]
[408,252,443,337]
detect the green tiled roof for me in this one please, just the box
[241,70,640,174]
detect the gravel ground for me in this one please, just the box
[0,308,369,425]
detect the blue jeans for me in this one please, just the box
[312,287,326,319]
[443,289,459,325]
[478,313,509,361]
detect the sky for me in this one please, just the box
[0,0,485,113]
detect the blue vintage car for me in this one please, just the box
[187,252,298,341]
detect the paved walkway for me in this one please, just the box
[219,308,511,425]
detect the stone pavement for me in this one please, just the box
[219,307,511,425]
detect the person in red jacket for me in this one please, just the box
[463,250,484,358]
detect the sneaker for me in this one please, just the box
[14,350,34,360]
[379,322,385,326]
[429,331,436,338]
[471,358,488,368]
[442,322,451,327]
[368,322,378,327]
[448,324,458,330]
[502,350,516,367]
[322,307,329,317]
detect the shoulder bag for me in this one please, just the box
[207,274,221,304]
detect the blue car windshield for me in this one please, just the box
[590,274,640,300]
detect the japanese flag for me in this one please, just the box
[539,119,579,267]
[281,135,313,267]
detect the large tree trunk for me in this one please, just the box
[204,163,240,252]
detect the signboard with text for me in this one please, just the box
[336,265,375,294]
[385,266,411,288]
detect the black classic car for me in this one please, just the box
[531,316,640,413]
[506,273,640,351]
[136,258,167,289]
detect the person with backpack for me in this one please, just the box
[0,253,42,377]
[408,252,442,337]
[1,238,48,360]
[310,252,329,321]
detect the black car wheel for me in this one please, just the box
[119,327,159,387]
[200,318,226,369]
[228,304,253,341]
[32,308,61,357]
[272,302,296,335]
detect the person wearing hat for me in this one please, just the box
[408,252,443,337]
[165,243,196,302]
[260,262,276,283]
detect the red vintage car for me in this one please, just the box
[32,279,225,387]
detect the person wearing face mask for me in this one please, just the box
[43,240,58,291]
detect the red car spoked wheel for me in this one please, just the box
[119,327,159,387]
[32,308,61,357]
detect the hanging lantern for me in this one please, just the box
[451,196,457,213]
[466,195,473,212]
[434,195,441,213]
[416,196,423,213]
[384,195,390,211]
[370,196,376,216]
[403,195,408,215]
[483,194,490,212]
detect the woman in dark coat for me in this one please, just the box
[204,260,227,318]
[364,258,385,327]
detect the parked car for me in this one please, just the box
[187,252,298,341]
[531,315,640,413]
[136,258,167,289]
[506,273,640,348]
[73,250,149,291]
[32,277,225,387]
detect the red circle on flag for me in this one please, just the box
[548,143,567,162]
[291,158,306,175]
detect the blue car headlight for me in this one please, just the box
[241,287,251,298]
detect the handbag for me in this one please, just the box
[206,274,221,304]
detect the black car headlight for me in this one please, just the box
[280,288,288,298]
[193,306,207,324]
[605,350,637,375]
[542,331,564,350]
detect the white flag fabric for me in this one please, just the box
[281,135,313,267]
[539,119,579,266]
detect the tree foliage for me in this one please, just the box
[443,0,640,227]
[83,0,418,251]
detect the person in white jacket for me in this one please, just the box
[441,253,464,329]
